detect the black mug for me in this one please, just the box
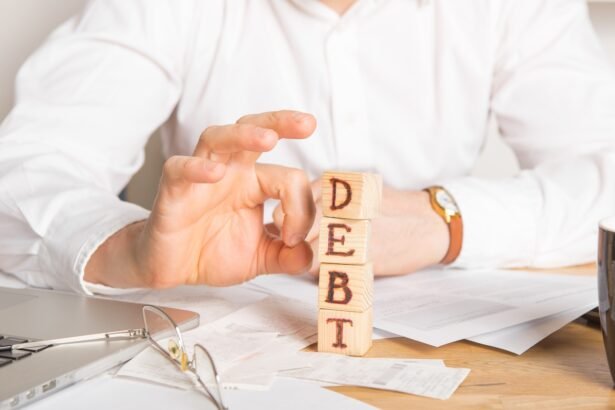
[598,217,615,383]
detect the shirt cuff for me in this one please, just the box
[442,174,541,268]
[83,281,148,296]
[39,196,150,295]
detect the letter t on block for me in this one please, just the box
[321,171,382,220]
[318,308,373,356]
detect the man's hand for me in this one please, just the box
[273,180,450,276]
[85,110,317,288]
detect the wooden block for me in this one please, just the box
[321,171,382,220]
[318,263,373,312]
[318,217,370,265]
[317,307,373,356]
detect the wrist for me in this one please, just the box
[84,220,145,288]
[423,186,463,265]
[387,190,449,268]
[414,191,450,265]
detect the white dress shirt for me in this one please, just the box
[1,0,614,294]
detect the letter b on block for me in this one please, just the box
[318,263,373,312]
[321,171,382,220]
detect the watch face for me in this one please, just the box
[435,189,459,213]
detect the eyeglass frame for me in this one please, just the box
[142,305,228,410]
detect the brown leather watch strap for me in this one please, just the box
[424,186,464,265]
[441,214,463,265]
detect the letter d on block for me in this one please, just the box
[321,171,382,220]
[330,178,352,211]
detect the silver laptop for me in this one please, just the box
[0,286,199,409]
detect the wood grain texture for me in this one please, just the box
[318,307,373,356]
[318,217,370,265]
[308,265,615,409]
[318,263,373,312]
[321,171,382,220]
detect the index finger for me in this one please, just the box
[237,110,316,140]
[256,164,315,247]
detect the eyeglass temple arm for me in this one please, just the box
[1,328,147,351]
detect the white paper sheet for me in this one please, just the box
[0,273,27,289]
[467,304,595,354]
[117,346,196,390]
[208,296,316,336]
[29,373,377,410]
[373,269,596,346]
[117,296,319,391]
[28,374,219,410]
[250,268,597,347]
[188,329,279,369]
[115,284,268,325]
[282,354,469,400]
[224,377,377,410]
[222,328,317,380]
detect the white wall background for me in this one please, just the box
[1,0,614,208]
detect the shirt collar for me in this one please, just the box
[287,0,428,21]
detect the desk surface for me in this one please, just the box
[327,265,615,409]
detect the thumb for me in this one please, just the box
[259,236,313,275]
[311,178,322,201]
[272,203,284,233]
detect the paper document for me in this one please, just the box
[373,269,596,346]
[28,373,377,410]
[282,353,469,400]
[208,296,316,336]
[224,377,378,410]
[118,295,318,391]
[250,268,597,348]
[468,304,594,354]
[116,284,267,325]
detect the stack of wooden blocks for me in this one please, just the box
[317,171,382,356]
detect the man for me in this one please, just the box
[0,0,614,294]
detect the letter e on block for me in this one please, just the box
[318,263,373,312]
[318,217,370,265]
[318,308,373,356]
[321,171,382,220]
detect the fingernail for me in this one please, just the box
[288,233,306,247]
[205,161,219,171]
[257,128,277,142]
[292,112,309,122]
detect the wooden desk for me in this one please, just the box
[325,265,615,409]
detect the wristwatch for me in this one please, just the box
[423,186,463,265]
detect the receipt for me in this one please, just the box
[184,329,279,370]
[223,331,317,382]
[282,354,469,400]
[209,296,315,336]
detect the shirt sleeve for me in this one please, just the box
[0,0,195,293]
[443,0,615,269]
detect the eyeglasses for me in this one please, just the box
[1,305,226,410]
[142,305,227,410]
